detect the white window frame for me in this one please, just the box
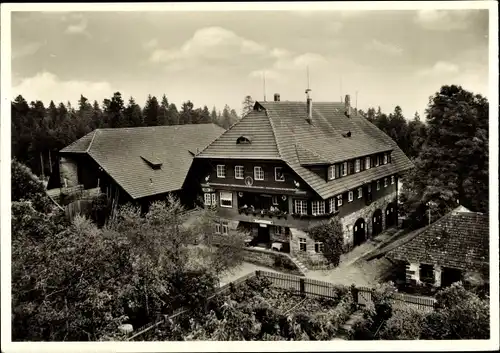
[355,159,360,173]
[337,195,343,207]
[365,156,371,170]
[254,166,264,181]
[274,167,285,182]
[294,199,308,215]
[375,155,380,167]
[342,162,348,176]
[216,164,226,178]
[314,241,324,253]
[329,198,336,213]
[384,177,388,187]
[272,195,278,205]
[348,191,354,202]
[234,165,244,179]
[328,165,335,180]
[311,201,325,215]
[221,221,229,235]
[384,153,388,165]
[204,193,212,206]
[211,193,217,205]
[299,237,307,252]
[215,223,221,234]
[376,180,380,190]
[219,191,233,208]
[357,187,363,199]
[391,175,395,184]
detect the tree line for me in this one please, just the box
[11,93,241,178]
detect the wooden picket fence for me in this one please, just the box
[125,270,436,341]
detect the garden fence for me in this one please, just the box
[125,270,436,341]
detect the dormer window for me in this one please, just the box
[236,136,252,144]
[141,155,163,170]
[355,159,360,173]
[375,155,380,167]
[341,162,348,176]
[365,157,371,170]
[328,165,335,180]
[384,153,388,165]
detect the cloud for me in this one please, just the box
[364,39,403,56]
[12,72,113,105]
[414,10,472,31]
[416,61,460,77]
[149,26,267,66]
[12,41,45,60]
[65,16,90,37]
[143,38,159,50]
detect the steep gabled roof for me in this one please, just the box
[196,100,413,199]
[197,110,281,159]
[60,124,224,199]
[387,207,489,272]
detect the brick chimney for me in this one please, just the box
[274,93,280,102]
[345,94,351,117]
[306,89,312,124]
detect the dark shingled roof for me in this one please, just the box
[60,124,225,199]
[387,207,489,272]
[197,100,413,199]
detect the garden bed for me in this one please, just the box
[141,275,355,341]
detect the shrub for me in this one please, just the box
[307,218,344,266]
[378,306,425,340]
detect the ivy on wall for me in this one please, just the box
[307,217,344,266]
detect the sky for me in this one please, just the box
[10,6,490,118]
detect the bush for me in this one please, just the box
[307,218,344,266]
[378,306,426,340]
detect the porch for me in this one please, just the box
[238,221,291,253]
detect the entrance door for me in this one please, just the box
[353,218,366,246]
[372,209,383,236]
[386,203,397,228]
[257,224,270,244]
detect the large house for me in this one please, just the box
[385,206,489,288]
[194,91,413,264]
[58,124,225,211]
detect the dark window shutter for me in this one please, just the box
[335,164,340,179]
[349,161,354,174]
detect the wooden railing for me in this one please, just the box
[124,270,436,341]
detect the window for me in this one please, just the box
[220,191,233,208]
[384,153,388,165]
[275,167,285,182]
[376,180,380,190]
[211,193,217,205]
[384,177,388,187]
[365,157,371,170]
[311,201,325,215]
[329,198,336,213]
[368,184,371,193]
[391,175,395,185]
[314,241,324,253]
[348,191,354,202]
[294,200,308,215]
[299,237,307,252]
[272,195,278,205]
[337,195,343,207]
[355,159,360,173]
[204,193,212,206]
[216,165,226,178]
[221,221,229,235]
[254,166,264,181]
[328,165,335,180]
[234,165,244,179]
[420,264,435,285]
[215,223,221,234]
[375,155,380,167]
[342,162,348,176]
[275,226,286,236]
[357,187,363,199]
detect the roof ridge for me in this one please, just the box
[263,108,283,159]
[86,129,99,153]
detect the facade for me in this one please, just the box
[387,206,489,288]
[58,124,225,211]
[194,91,413,264]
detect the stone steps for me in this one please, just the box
[288,255,309,275]
[334,310,365,340]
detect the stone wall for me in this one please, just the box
[289,227,327,264]
[59,156,79,187]
[340,191,397,250]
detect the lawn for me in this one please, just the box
[142,275,355,341]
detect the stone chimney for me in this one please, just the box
[345,94,351,117]
[306,89,312,124]
[274,93,280,102]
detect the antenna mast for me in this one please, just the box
[307,66,310,90]
[356,91,358,110]
[340,76,343,103]
[263,71,266,102]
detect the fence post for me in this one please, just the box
[256,270,261,278]
[230,282,235,293]
[299,278,305,296]
[351,285,359,309]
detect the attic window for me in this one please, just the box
[342,131,352,138]
[236,136,252,144]
[141,155,163,170]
